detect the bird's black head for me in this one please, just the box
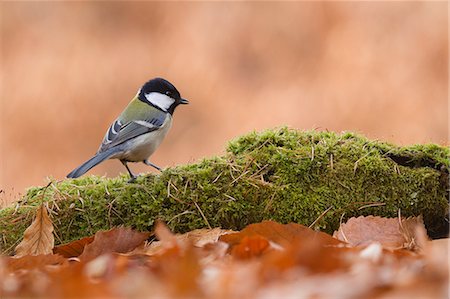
[138,78,189,114]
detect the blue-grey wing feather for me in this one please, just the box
[104,119,123,144]
[98,114,166,153]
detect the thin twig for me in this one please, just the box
[168,194,187,205]
[353,153,370,173]
[357,202,386,210]
[168,210,196,225]
[338,212,349,243]
[264,192,277,213]
[212,172,223,183]
[224,194,237,201]
[309,206,333,228]
[193,201,211,229]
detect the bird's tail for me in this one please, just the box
[66,149,116,178]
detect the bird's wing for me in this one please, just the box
[98,113,167,153]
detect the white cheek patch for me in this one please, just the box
[145,92,175,111]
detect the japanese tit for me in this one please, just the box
[67,77,188,181]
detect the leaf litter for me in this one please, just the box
[14,204,54,257]
[0,210,447,298]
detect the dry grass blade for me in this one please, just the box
[15,204,54,257]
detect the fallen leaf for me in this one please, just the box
[230,235,270,259]
[79,227,150,262]
[143,222,204,296]
[47,261,113,298]
[180,227,234,247]
[145,226,233,256]
[83,254,114,279]
[400,216,429,251]
[150,241,203,297]
[53,235,95,258]
[261,236,351,275]
[154,220,178,244]
[199,241,229,264]
[15,204,54,257]
[333,216,428,250]
[220,220,342,249]
[6,254,66,272]
[2,220,446,299]
[423,238,449,278]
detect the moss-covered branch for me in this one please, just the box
[1,128,448,254]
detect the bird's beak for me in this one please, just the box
[180,98,189,105]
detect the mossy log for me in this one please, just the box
[1,128,448,254]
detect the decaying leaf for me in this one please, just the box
[79,227,150,262]
[230,235,270,259]
[220,220,342,249]
[129,222,203,297]
[152,243,203,297]
[6,254,66,272]
[145,225,233,256]
[178,227,234,247]
[48,261,113,298]
[424,238,449,279]
[2,219,447,299]
[15,204,54,257]
[261,238,351,275]
[53,235,95,258]
[154,220,177,244]
[400,216,429,251]
[333,215,428,250]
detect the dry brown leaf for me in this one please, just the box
[79,227,150,262]
[423,238,449,279]
[145,226,233,256]
[230,235,270,260]
[199,241,229,264]
[3,220,446,298]
[333,215,428,250]
[220,220,342,249]
[47,261,114,298]
[6,254,66,272]
[15,204,54,257]
[154,220,177,243]
[53,235,95,258]
[400,216,429,251]
[260,235,352,275]
[179,227,234,247]
[149,239,203,297]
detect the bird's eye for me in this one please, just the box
[165,91,172,97]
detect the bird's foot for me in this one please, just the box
[143,160,162,172]
[127,176,137,183]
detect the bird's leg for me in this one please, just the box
[143,159,162,172]
[121,160,137,182]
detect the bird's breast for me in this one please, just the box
[121,115,173,162]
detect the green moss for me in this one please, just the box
[1,128,448,254]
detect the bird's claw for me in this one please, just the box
[127,176,138,183]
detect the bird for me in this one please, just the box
[67,77,189,181]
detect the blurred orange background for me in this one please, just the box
[1,2,448,206]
